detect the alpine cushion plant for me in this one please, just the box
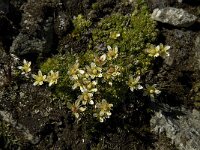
[40,3,171,123]
[40,43,169,122]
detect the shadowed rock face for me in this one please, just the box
[0,0,9,14]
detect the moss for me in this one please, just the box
[40,53,77,100]
[91,1,158,53]
[72,14,92,37]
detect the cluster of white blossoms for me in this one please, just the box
[67,43,170,122]
[125,44,171,97]
[17,41,170,123]
[146,44,170,58]
[67,45,121,122]
[18,59,59,87]
[126,75,161,99]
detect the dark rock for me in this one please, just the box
[10,0,60,58]
[0,0,9,14]
[194,35,200,70]
[54,12,72,37]
[146,0,176,11]
[10,33,46,57]
[0,83,65,145]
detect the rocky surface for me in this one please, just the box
[151,7,197,27]
[0,0,200,149]
[151,104,200,150]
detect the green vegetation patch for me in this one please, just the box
[40,1,168,123]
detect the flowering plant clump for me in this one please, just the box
[39,8,170,122]
[18,59,59,87]
[61,43,170,122]
[18,43,169,123]
[65,47,121,122]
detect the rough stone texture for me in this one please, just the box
[0,110,39,144]
[147,0,176,11]
[0,0,9,14]
[151,104,200,150]
[10,0,60,57]
[151,7,197,27]
[1,0,200,149]
[194,35,200,70]
[0,83,66,147]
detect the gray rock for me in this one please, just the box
[177,0,183,3]
[147,0,176,11]
[194,35,200,70]
[0,110,39,144]
[151,7,197,27]
[10,33,46,56]
[54,12,72,37]
[151,104,200,150]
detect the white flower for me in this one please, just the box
[32,70,46,86]
[67,62,80,80]
[18,59,31,74]
[94,54,107,66]
[159,44,170,57]
[104,65,121,80]
[127,75,143,91]
[146,44,170,58]
[46,70,59,86]
[67,99,86,118]
[107,45,118,60]
[110,31,120,39]
[94,99,113,122]
[78,91,94,105]
[80,79,98,93]
[146,45,160,57]
[143,84,161,100]
[86,62,102,79]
